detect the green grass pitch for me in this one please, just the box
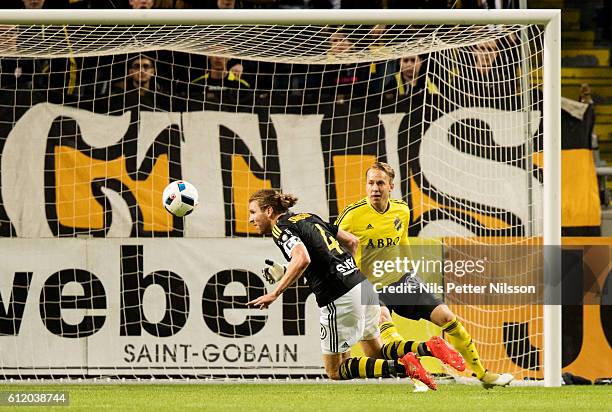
[2,383,608,411]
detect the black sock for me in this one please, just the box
[417,342,434,357]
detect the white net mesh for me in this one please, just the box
[0,18,547,380]
[0,24,530,61]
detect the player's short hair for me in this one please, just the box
[249,189,298,214]
[366,162,395,183]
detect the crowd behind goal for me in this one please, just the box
[1,0,526,115]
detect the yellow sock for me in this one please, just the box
[443,317,486,379]
[379,321,403,344]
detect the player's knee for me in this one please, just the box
[379,306,392,324]
[430,304,455,326]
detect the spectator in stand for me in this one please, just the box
[213,0,258,89]
[213,0,280,98]
[366,24,396,98]
[441,35,529,114]
[190,55,252,106]
[128,0,153,8]
[0,26,20,90]
[216,0,244,76]
[122,0,182,110]
[384,54,438,105]
[216,0,236,6]
[173,0,193,7]
[21,0,45,7]
[468,37,518,105]
[125,55,156,94]
[473,39,500,76]
[0,0,51,90]
[579,83,594,105]
[109,55,170,111]
[203,0,235,7]
[319,29,374,107]
[383,54,441,143]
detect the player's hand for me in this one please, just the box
[262,259,286,284]
[248,292,277,310]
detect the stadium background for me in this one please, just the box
[0,0,610,385]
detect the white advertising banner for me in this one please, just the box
[0,238,323,376]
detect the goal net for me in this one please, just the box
[0,10,560,383]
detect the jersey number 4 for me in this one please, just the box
[315,224,343,254]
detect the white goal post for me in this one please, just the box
[0,9,561,386]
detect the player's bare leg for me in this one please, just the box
[322,352,351,380]
[430,304,513,388]
[359,336,384,358]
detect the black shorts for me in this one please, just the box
[378,273,444,321]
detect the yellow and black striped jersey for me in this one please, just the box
[335,197,410,285]
[273,211,365,307]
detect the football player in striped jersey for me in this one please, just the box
[247,189,437,389]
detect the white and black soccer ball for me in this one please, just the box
[162,180,199,217]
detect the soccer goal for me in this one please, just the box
[0,9,561,386]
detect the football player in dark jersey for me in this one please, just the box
[247,189,437,389]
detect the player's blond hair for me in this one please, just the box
[366,162,395,183]
[249,189,298,214]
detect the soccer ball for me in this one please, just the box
[162,180,199,217]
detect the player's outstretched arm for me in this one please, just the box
[248,244,311,309]
[336,228,359,256]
